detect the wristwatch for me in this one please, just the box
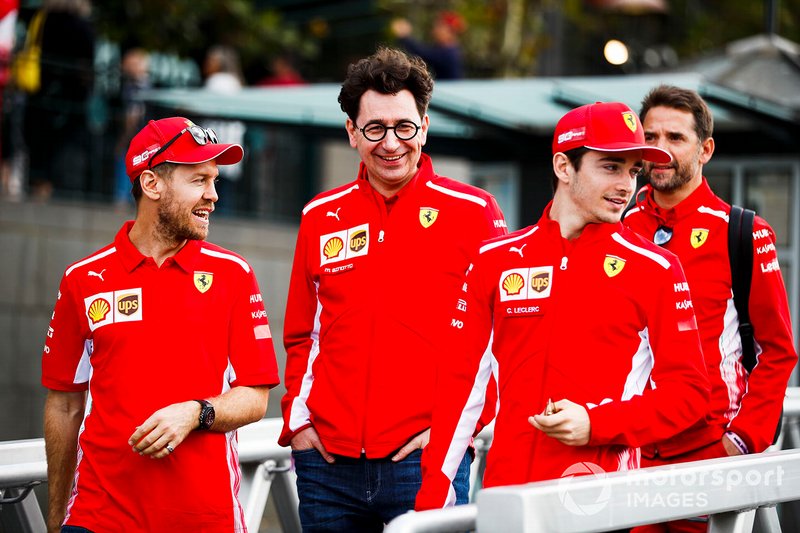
[194,399,215,430]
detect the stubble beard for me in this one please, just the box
[156,193,208,243]
[645,158,695,193]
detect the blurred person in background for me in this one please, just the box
[113,47,150,205]
[203,44,243,94]
[22,0,94,199]
[391,11,466,80]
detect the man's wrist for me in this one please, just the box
[725,431,749,454]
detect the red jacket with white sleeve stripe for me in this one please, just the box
[416,205,710,510]
[625,179,797,456]
[279,154,507,457]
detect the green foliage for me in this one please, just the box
[92,0,320,71]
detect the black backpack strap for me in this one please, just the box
[728,205,781,445]
[728,205,757,373]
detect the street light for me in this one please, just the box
[604,39,630,65]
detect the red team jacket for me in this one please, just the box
[416,205,710,510]
[625,179,797,456]
[279,154,506,457]
[41,222,280,532]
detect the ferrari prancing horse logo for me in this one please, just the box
[622,112,637,133]
[604,255,626,278]
[691,229,709,249]
[194,272,213,293]
[419,208,439,228]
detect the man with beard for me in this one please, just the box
[41,117,280,533]
[624,86,797,532]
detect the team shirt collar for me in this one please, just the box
[538,201,622,244]
[115,220,202,273]
[636,177,714,226]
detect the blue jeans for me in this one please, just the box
[61,527,94,533]
[293,448,471,532]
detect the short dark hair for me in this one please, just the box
[338,47,434,123]
[640,85,714,142]
[552,146,589,192]
[131,163,177,202]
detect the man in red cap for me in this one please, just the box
[416,102,711,510]
[41,117,280,532]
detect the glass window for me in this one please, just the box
[745,169,792,247]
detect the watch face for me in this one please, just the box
[204,408,215,428]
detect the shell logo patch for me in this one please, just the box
[419,208,439,228]
[691,229,709,249]
[87,298,111,324]
[499,266,553,301]
[604,255,626,278]
[84,288,143,331]
[622,112,637,133]
[323,237,344,260]
[502,272,524,296]
[319,224,370,266]
[194,272,213,293]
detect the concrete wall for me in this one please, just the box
[0,199,298,441]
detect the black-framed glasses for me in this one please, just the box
[147,125,218,169]
[356,120,420,142]
[654,225,673,246]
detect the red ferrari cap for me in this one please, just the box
[552,102,671,163]
[126,117,244,182]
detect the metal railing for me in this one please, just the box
[1,387,798,532]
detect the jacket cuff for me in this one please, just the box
[278,422,313,447]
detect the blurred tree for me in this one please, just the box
[92,0,320,84]
[380,0,800,78]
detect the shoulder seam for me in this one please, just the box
[623,206,642,219]
[480,226,538,254]
[200,248,251,273]
[697,205,729,222]
[303,184,360,215]
[612,232,671,269]
[65,247,117,277]
[426,181,488,208]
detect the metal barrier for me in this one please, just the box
[385,387,800,533]
[1,388,798,532]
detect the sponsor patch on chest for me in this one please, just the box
[84,288,143,331]
[499,266,553,302]
[319,224,369,266]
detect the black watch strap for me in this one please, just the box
[194,399,215,430]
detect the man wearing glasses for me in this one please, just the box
[624,86,797,533]
[42,117,280,532]
[279,47,506,530]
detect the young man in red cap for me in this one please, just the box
[42,117,280,533]
[625,86,797,533]
[416,102,711,510]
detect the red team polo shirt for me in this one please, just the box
[42,221,280,532]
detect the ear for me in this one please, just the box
[139,170,162,201]
[552,152,572,186]
[699,136,715,165]
[418,114,430,146]
[346,118,358,148]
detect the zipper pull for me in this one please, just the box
[560,256,568,271]
[378,230,385,243]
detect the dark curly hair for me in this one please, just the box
[338,47,434,123]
